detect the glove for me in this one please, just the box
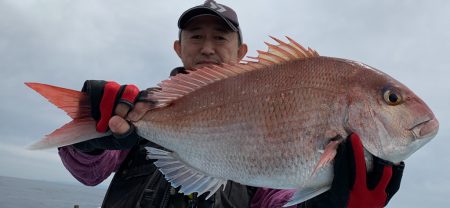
[72,80,141,153]
[300,133,405,208]
[82,80,140,132]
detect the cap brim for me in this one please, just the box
[178,7,239,32]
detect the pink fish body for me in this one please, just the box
[27,37,439,205]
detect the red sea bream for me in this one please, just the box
[27,37,439,206]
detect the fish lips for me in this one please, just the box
[388,117,439,163]
[379,118,439,164]
[410,117,439,140]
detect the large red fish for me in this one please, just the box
[27,37,439,206]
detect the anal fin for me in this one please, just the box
[145,147,227,199]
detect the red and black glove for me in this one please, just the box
[72,80,141,153]
[299,133,405,208]
[82,80,140,132]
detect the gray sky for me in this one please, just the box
[1,0,449,207]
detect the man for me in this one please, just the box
[59,1,404,207]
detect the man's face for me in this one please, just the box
[174,15,247,70]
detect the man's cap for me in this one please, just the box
[178,0,242,43]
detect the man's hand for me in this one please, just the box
[83,81,139,133]
[302,133,405,208]
[109,102,152,135]
[72,80,145,152]
[83,80,155,137]
[337,134,405,208]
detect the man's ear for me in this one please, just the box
[174,40,182,58]
[237,43,248,61]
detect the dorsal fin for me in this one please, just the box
[146,36,320,107]
[246,36,319,65]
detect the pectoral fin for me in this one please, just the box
[311,136,344,176]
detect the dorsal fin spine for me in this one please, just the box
[265,42,296,60]
[165,86,189,94]
[270,36,303,58]
[207,70,226,79]
[213,65,236,76]
[286,36,318,57]
[286,36,305,51]
[257,50,284,63]
[176,74,202,87]
[194,72,215,83]
[162,80,193,91]
[152,91,181,98]
[170,77,198,89]
[158,85,189,95]
[195,69,218,80]
[269,35,284,44]
[206,67,228,79]
[308,47,320,56]
[159,82,190,93]
[194,71,214,82]
[222,63,243,74]
[188,73,210,85]
[257,56,277,65]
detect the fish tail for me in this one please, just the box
[25,82,109,150]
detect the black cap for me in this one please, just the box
[178,0,242,43]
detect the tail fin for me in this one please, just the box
[25,83,110,150]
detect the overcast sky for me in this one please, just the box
[1,0,449,207]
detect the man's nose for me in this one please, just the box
[200,41,215,56]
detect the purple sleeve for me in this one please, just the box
[58,146,130,186]
[250,188,297,208]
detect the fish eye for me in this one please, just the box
[383,89,402,105]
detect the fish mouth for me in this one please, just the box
[409,118,439,140]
